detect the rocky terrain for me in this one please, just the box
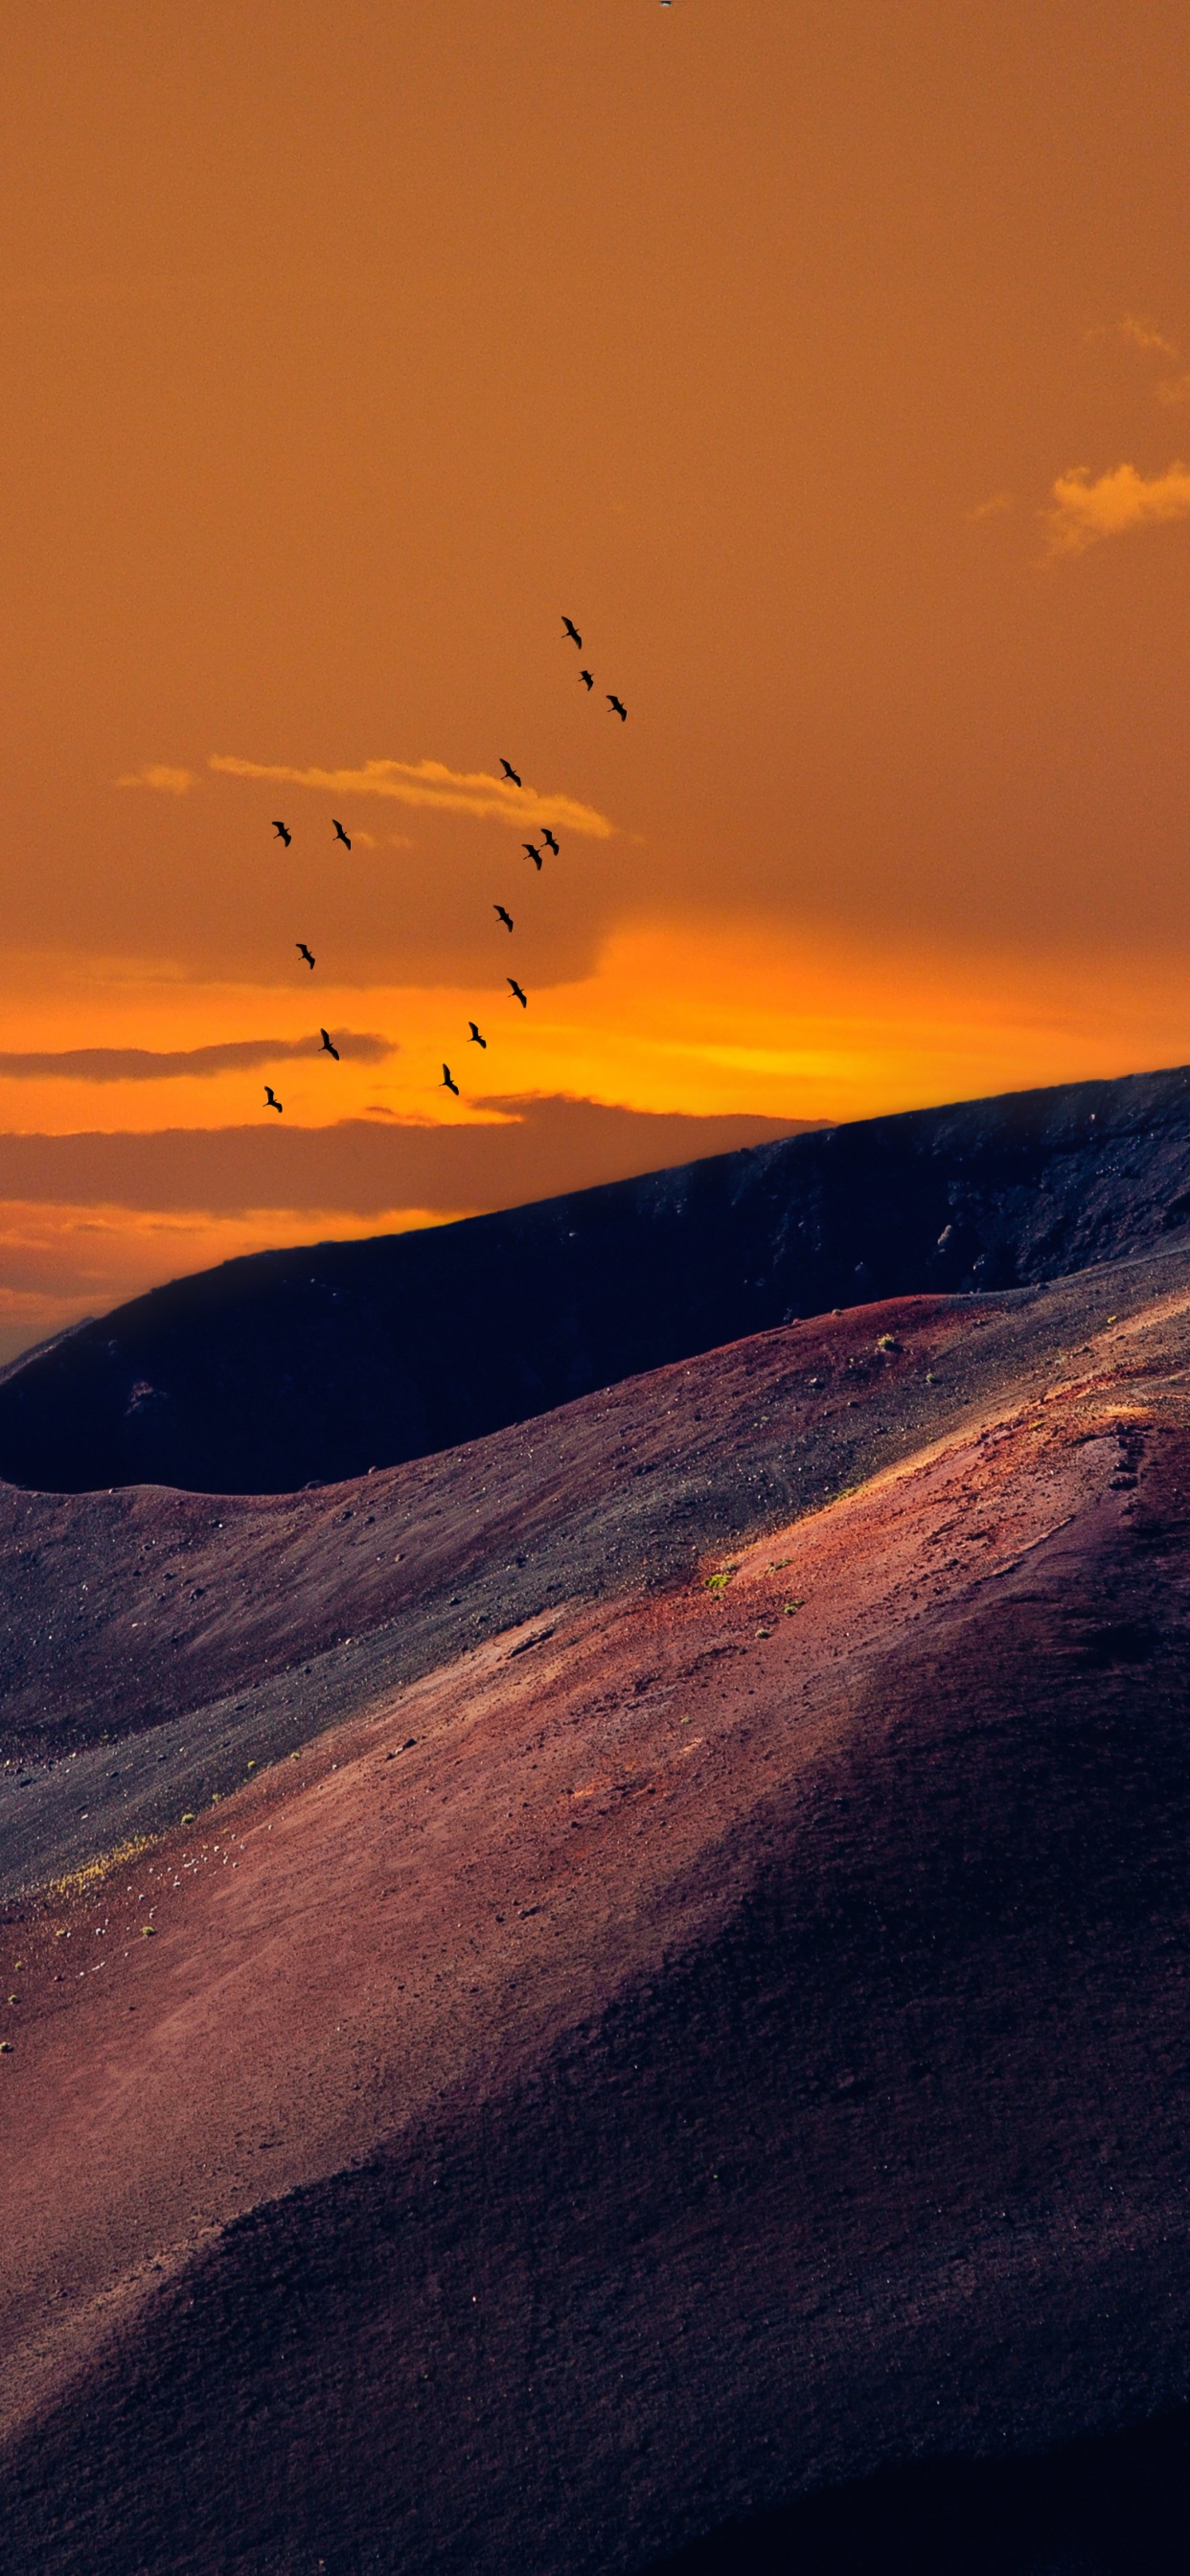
[2,1198,1189,2569]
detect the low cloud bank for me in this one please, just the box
[0,1097,818,1216]
[0,1034,395,1081]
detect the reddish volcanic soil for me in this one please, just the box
[2,1273,1190,2570]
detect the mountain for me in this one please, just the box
[2,1245,1189,2570]
[4,1063,1190,1493]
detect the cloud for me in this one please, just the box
[1043,461,1190,557]
[115,764,200,795]
[968,491,1015,521]
[0,1101,818,1220]
[1084,315,1190,405]
[208,753,614,840]
[1116,313,1180,360]
[0,1033,396,1082]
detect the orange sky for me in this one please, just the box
[5,2,1190,1358]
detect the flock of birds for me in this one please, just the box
[261,615,627,1116]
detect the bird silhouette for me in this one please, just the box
[264,1085,284,1113]
[332,818,351,849]
[468,1021,488,1048]
[500,759,522,787]
[523,841,542,870]
[442,1064,459,1095]
[579,669,594,691]
[508,978,528,1008]
[272,820,291,846]
[562,615,583,648]
[607,695,628,722]
[541,827,560,856]
[320,1028,340,1061]
[493,904,515,932]
[296,942,315,970]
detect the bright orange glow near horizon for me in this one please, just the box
[5,3,1190,1357]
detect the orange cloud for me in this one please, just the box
[115,764,199,794]
[1086,317,1190,405]
[1116,313,1179,360]
[968,491,1015,521]
[1043,461,1190,556]
[0,1033,394,1081]
[208,753,614,840]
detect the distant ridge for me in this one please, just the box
[4,1061,1190,1493]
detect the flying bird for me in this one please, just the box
[493,904,515,932]
[523,842,542,870]
[264,1086,283,1113]
[272,820,291,846]
[320,1027,340,1061]
[441,1064,459,1096]
[607,695,628,722]
[541,827,560,856]
[296,942,315,970]
[508,978,528,1008]
[579,669,594,691]
[561,616,583,648]
[468,1022,488,1048]
[500,759,522,787]
[332,818,351,849]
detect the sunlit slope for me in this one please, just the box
[2,1280,1189,2571]
[0,1241,1182,1899]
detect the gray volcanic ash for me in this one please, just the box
[2,1262,1190,2570]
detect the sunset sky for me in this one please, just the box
[5,2,1190,1359]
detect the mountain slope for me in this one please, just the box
[3,1276,1189,2571]
[2,1237,1182,1900]
[4,1063,1190,1491]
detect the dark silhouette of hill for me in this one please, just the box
[3,1063,1190,1492]
[3,1280,1190,2570]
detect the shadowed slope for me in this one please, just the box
[3,1063,1190,1491]
[642,2409,1190,2575]
[2,1288,1189,2570]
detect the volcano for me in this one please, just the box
[1,1070,1189,2573]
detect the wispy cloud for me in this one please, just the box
[1043,460,1190,557]
[115,764,200,795]
[208,754,614,840]
[1087,314,1190,405]
[968,491,1015,521]
[1116,313,1180,360]
[0,1033,396,1082]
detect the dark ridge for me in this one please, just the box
[4,1061,1190,1493]
[639,2404,1190,2575]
